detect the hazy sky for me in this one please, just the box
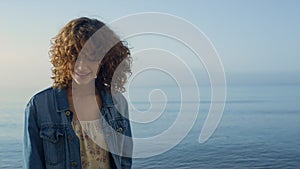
[0,0,299,90]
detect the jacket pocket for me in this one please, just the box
[40,127,66,165]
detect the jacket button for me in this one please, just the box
[65,110,71,116]
[71,161,77,167]
[116,127,123,133]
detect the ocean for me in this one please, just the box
[0,84,299,168]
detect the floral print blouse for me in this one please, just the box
[72,118,110,169]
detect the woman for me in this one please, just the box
[24,17,133,169]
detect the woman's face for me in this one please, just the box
[71,49,100,86]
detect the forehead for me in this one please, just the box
[77,26,119,57]
[79,41,98,54]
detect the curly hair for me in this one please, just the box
[50,17,132,92]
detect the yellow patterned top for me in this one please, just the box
[72,119,110,169]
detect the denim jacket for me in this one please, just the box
[23,86,133,169]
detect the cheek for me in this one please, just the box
[92,64,100,73]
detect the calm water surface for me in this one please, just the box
[0,84,299,168]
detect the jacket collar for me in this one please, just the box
[54,86,115,112]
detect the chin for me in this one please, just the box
[73,77,95,86]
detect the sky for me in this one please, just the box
[0,0,299,91]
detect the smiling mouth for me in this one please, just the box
[75,72,91,78]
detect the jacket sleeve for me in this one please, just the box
[121,96,133,169]
[113,92,133,169]
[23,97,45,169]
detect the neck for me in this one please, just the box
[67,81,97,97]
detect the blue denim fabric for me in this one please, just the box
[23,87,133,169]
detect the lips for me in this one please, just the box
[74,71,91,79]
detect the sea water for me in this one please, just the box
[0,84,299,168]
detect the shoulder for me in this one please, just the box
[98,86,126,107]
[25,87,54,115]
[33,87,53,97]
[112,91,128,107]
[27,87,55,104]
[111,91,129,117]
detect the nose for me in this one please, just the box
[75,60,85,70]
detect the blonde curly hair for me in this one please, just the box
[50,17,132,92]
